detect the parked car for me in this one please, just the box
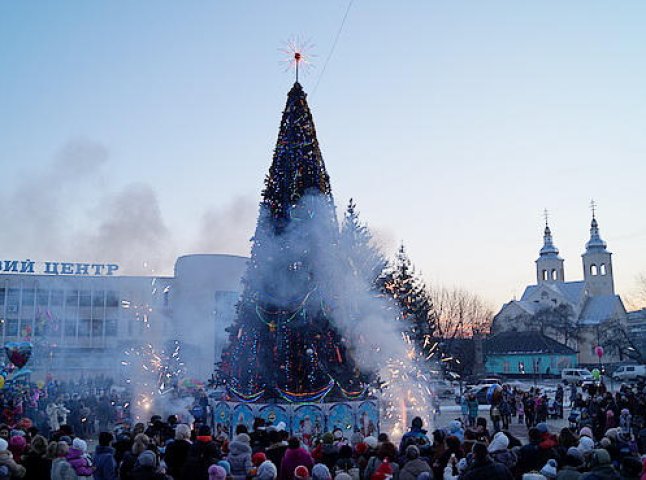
[431,380,454,398]
[561,368,593,385]
[612,364,646,382]
[467,384,494,405]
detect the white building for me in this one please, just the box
[492,213,628,366]
[0,254,246,379]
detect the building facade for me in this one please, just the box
[492,213,628,366]
[0,254,247,379]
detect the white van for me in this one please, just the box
[612,365,646,382]
[561,368,593,385]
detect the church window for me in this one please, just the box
[551,269,557,280]
[542,270,548,281]
[590,264,598,276]
[600,264,607,275]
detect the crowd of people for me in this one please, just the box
[3,379,646,479]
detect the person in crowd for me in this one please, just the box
[280,438,313,480]
[129,450,168,480]
[182,425,221,480]
[66,438,93,479]
[580,449,617,480]
[488,431,516,471]
[50,441,76,480]
[164,424,192,480]
[21,434,51,480]
[398,445,430,480]
[93,432,117,480]
[398,418,429,455]
[227,433,252,480]
[120,433,150,480]
[461,442,513,480]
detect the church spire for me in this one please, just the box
[536,209,564,283]
[540,209,560,257]
[582,201,614,295]
[585,201,608,251]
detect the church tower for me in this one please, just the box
[582,207,614,296]
[536,217,565,284]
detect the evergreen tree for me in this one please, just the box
[340,199,387,288]
[218,83,370,402]
[380,245,435,359]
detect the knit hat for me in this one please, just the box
[276,422,287,432]
[590,449,611,466]
[312,463,332,480]
[578,436,594,453]
[355,443,368,455]
[335,473,352,480]
[294,466,310,480]
[364,436,378,449]
[59,436,72,445]
[599,437,611,449]
[209,465,228,480]
[540,459,557,479]
[235,433,251,444]
[217,460,232,475]
[536,423,549,434]
[252,452,267,467]
[257,460,278,480]
[566,447,584,466]
[579,427,593,438]
[72,438,87,453]
[138,450,157,468]
[522,474,547,480]
[488,431,509,453]
[405,445,420,460]
[372,459,393,480]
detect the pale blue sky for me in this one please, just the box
[1,1,645,307]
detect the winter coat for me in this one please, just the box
[516,442,550,476]
[22,451,51,480]
[163,440,191,480]
[399,429,431,455]
[334,458,360,480]
[181,437,221,480]
[0,450,26,478]
[580,465,620,480]
[467,400,479,418]
[265,444,288,477]
[227,439,253,480]
[92,445,117,480]
[556,466,582,480]
[66,448,94,477]
[399,458,430,480]
[461,457,513,480]
[51,457,79,480]
[279,448,313,480]
[489,449,517,470]
[130,464,169,480]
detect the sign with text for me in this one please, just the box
[0,259,119,276]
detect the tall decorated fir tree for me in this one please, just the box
[218,82,370,402]
[381,244,435,359]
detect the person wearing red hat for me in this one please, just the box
[294,465,310,480]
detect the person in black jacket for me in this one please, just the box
[21,434,51,480]
[461,442,513,480]
[165,424,192,480]
[182,425,221,480]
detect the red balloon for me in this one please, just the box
[595,346,604,358]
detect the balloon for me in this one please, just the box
[595,346,604,358]
[36,381,44,389]
[0,376,5,389]
[591,368,601,380]
[4,342,33,368]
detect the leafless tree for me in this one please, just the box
[430,286,494,339]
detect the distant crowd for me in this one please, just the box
[2,379,646,478]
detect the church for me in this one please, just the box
[492,211,628,366]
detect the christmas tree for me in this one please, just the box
[381,245,435,360]
[218,82,370,402]
[340,199,388,289]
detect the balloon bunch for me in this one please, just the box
[0,342,34,389]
